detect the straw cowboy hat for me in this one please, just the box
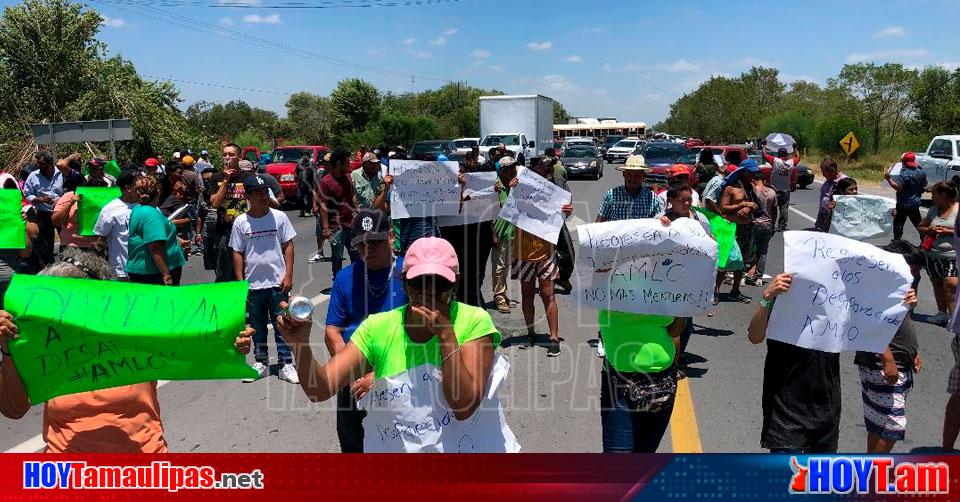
[617,154,650,172]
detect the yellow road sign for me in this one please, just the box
[840,131,860,156]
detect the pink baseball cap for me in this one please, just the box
[403,237,459,283]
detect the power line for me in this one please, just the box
[92,0,453,83]
[102,0,461,9]
[142,74,296,95]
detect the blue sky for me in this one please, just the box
[10,0,960,124]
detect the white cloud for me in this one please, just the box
[405,48,432,59]
[564,55,583,63]
[846,48,930,63]
[242,14,281,24]
[443,28,458,36]
[591,24,606,33]
[601,63,612,72]
[471,49,491,59]
[402,37,415,45]
[429,36,447,46]
[218,0,259,5]
[489,65,504,72]
[874,26,907,39]
[655,59,699,72]
[527,41,553,51]
[100,15,126,28]
[218,16,234,26]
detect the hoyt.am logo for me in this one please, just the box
[789,456,949,495]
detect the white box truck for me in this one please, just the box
[479,95,555,166]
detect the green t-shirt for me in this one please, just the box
[493,179,515,240]
[599,310,675,373]
[351,302,501,379]
[125,204,187,275]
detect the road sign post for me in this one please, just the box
[30,119,133,159]
[840,131,860,157]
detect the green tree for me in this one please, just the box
[832,63,917,153]
[329,78,381,138]
[813,115,868,156]
[285,92,330,145]
[554,101,570,124]
[910,66,960,137]
[377,111,438,147]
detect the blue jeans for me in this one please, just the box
[247,287,291,365]
[330,227,360,277]
[600,369,675,453]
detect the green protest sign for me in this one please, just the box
[0,189,26,250]
[76,186,121,236]
[692,206,736,268]
[4,275,257,404]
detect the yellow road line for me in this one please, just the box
[670,377,703,453]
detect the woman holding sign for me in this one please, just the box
[0,249,256,452]
[279,237,518,453]
[51,174,103,253]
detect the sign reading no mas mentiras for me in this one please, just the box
[388,160,462,219]
[767,231,912,354]
[574,218,719,316]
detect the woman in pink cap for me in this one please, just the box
[278,237,518,453]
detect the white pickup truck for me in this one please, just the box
[917,135,960,186]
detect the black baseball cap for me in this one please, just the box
[243,174,269,193]
[350,208,391,247]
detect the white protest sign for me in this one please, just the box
[388,160,461,219]
[888,162,902,177]
[437,171,500,227]
[497,168,570,244]
[830,195,896,239]
[360,353,520,453]
[574,218,718,316]
[767,231,911,353]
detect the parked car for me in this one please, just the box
[266,145,328,201]
[600,135,625,155]
[452,137,479,155]
[561,137,595,153]
[796,164,814,188]
[641,142,692,188]
[560,146,603,180]
[604,138,643,163]
[917,135,960,187]
[410,140,457,160]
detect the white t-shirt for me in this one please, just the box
[657,188,700,212]
[770,158,795,192]
[229,208,296,290]
[93,199,136,278]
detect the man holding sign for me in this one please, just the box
[0,249,255,453]
[747,232,916,453]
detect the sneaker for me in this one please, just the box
[729,292,752,304]
[496,301,511,314]
[278,363,300,384]
[595,337,605,358]
[546,340,561,357]
[243,362,268,382]
[308,252,322,263]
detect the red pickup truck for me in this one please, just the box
[265,145,328,200]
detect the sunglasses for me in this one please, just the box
[406,275,455,293]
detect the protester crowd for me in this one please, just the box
[1,140,959,456]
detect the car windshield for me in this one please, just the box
[676,152,698,164]
[272,148,312,164]
[481,135,520,146]
[614,140,637,149]
[604,136,625,147]
[454,140,476,149]
[644,144,686,159]
[411,142,449,156]
[562,147,596,158]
